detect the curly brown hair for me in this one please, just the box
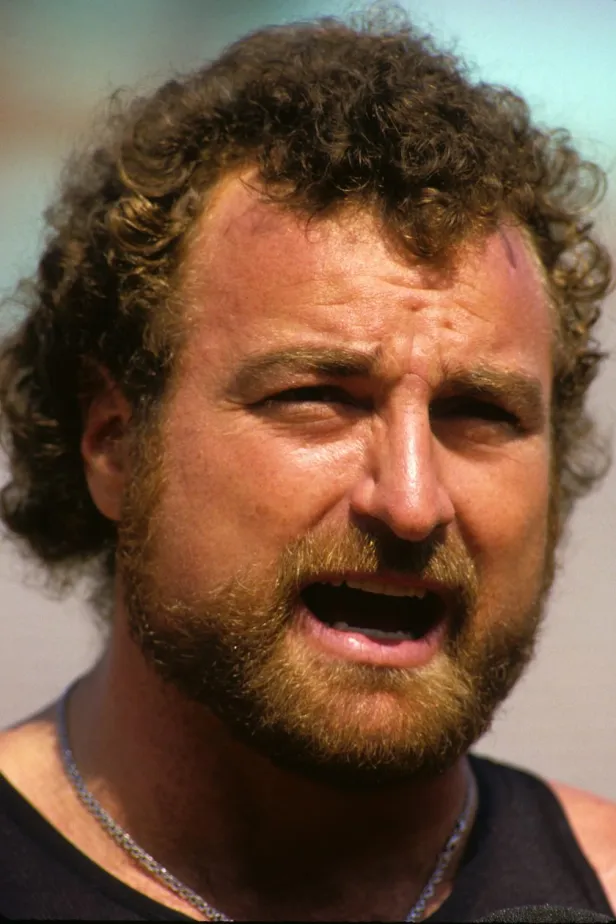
[0,10,612,598]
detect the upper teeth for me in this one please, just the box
[326,579,426,599]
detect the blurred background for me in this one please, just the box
[1,0,615,797]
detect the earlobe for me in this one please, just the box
[81,382,132,523]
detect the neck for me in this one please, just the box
[65,619,473,921]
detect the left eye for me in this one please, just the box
[431,397,520,428]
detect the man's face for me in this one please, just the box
[118,179,553,785]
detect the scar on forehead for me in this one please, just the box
[498,227,519,269]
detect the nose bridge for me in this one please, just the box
[352,398,454,541]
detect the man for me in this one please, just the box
[0,11,614,922]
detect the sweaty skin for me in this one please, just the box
[1,178,615,920]
[151,179,553,640]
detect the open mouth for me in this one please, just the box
[300,578,445,643]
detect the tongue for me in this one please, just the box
[302,583,439,639]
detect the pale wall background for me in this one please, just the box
[1,0,615,797]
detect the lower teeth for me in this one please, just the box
[332,621,414,641]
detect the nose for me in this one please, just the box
[349,406,455,543]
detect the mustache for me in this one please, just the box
[274,525,479,610]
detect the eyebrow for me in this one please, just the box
[229,346,546,424]
[442,366,546,426]
[230,346,377,394]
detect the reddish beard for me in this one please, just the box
[117,432,546,786]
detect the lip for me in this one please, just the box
[297,571,456,604]
[294,573,450,668]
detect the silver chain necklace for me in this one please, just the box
[56,685,477,922]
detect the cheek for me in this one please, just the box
[153,412,363,584]
[448,451,551,631]
[451,448,551,577]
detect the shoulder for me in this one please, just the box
[0,706,60,794]
[550,779,616,913]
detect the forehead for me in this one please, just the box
[192,173,544,273]
[182,176,552,386]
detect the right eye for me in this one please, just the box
[264,385,356,405]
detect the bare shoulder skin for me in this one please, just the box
[551,780,616,912]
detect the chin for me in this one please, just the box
[201,654,488,789]
[230,714,475,790]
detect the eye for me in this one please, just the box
[263,385,362,406]
[431,396,522,431]
[252,384,372,426]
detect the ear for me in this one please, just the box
[81,377,132,523]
